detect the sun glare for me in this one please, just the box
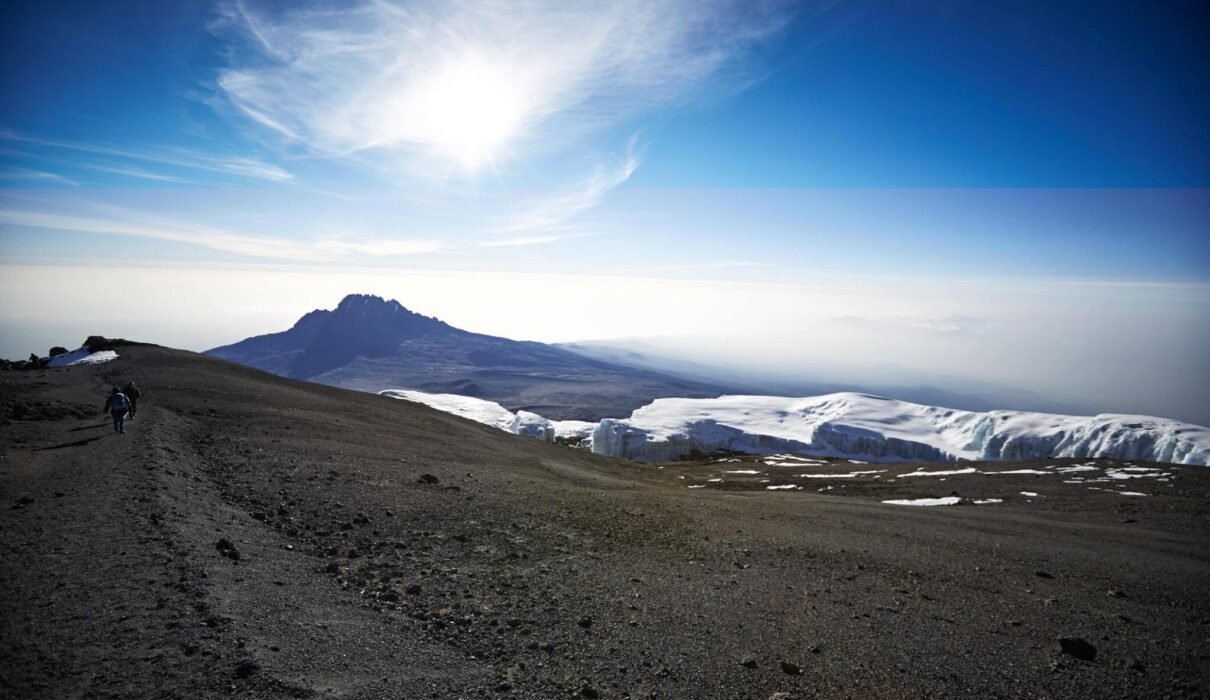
[410,54,528,170]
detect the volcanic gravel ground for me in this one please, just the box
[1,346,1208,699]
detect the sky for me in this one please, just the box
[1,0,1208,423]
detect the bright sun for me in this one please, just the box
[409,54,528,170]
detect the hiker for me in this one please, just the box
[103,386,130,434]
[122,381,141,419]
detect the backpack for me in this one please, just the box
[112,393,129,411]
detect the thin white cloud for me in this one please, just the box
[0,168,79,186]
[0,130,292,182]
[216,0,793,171]
[84,165,187,183]
[0,208,440,261]
[490,139,641,236]
[480,233,593,248]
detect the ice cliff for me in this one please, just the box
[589,393,1210,466]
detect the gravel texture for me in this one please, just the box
[1,346,1208,699]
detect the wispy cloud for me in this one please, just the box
[0,207,440,261]
[215,0,793,171]
[480,233,593,248]
[0,129,292,182]
[489,137,641,239]
[0,168,79,187]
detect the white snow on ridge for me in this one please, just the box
[46,348,118,368]
[589,393,1210,466]
[380,389,595,445]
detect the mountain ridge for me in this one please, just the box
[206,294,730,420]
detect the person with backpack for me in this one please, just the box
[103,387,130,434]
[122,381,141,419]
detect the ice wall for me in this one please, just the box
[590,393,1210,466]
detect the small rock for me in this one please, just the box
[1058,636,1097,661]
[418,473,440,484]
[251,512,267,521]
[1126,658,1146,673]
[1106,589,1126,599]
[234,658,260,679]
[1035,570,1054,579]
[380,591,400,603]
[580,685,599,699]
[740,656,759,669]
[406,583,421,595]
[780,660,803,675]
[577,616,593,629]
[215,538,234,552]
[324,562,340,574]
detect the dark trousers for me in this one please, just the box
[111,409,126,433]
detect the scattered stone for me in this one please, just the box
[406,583,421,595]
[577,616,593,629]
[780,660,803,675]
[1126,658,1146,673]
[1058,637,1097,661]
[251,512,266,522]
[324,562,340,574]
[13,496,34,508]
[418,473,440,484]
[1107,589,1126,598]
[1035,570,1054,579]
[580,684,599,699]
[234,658,260,679]
[215,539,240,560]
[380,591,400,603]
[740,656,759,669]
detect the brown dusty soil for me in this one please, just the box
[1,345,1208,699]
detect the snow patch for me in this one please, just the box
[380,389,594,445]
[46,348,118,368]
[882,496,961,506]
[898,467,977,478]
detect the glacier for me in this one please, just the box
[589,393,1210,466]
[379,389,595,445]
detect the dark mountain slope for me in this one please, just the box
[2,346,1208,697]
[206,294,728,420]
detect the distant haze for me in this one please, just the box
[2,264,1207,427]
[2,4,1207,426]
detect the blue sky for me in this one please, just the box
[1,0,1208,422]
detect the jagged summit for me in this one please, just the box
[207,294,458,380]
